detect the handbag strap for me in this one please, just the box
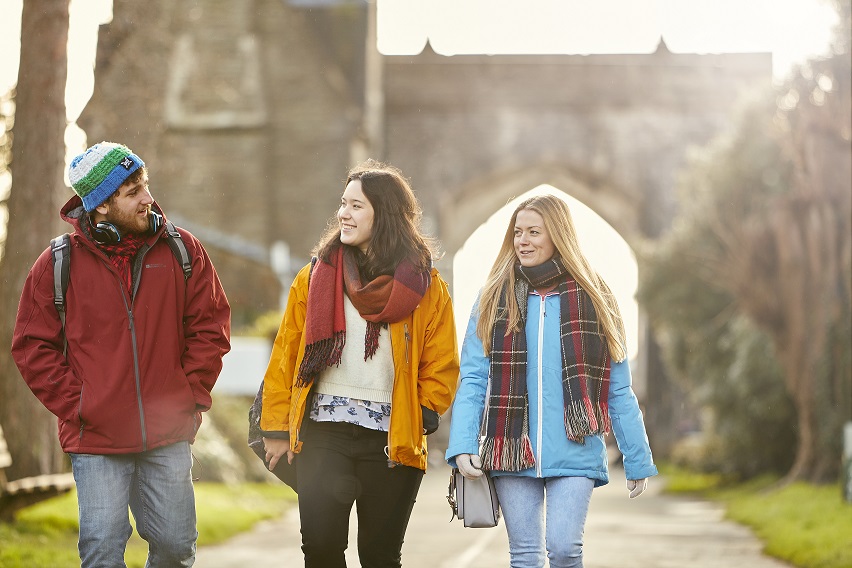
[446,468,459,521]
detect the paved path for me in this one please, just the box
[196,463,791,567]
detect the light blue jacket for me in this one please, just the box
[446,292,658,487]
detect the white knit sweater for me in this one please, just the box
[313,294,395,402]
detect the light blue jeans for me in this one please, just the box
[70,442,197,568]
[493,475,595,568]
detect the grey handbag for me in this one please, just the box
[447,468,501,528]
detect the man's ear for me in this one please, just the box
[95,201,109,216]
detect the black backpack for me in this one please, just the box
[50,221,192,333]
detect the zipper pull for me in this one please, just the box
[404,323,411,364]
[128,311,134,330]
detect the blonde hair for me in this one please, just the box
[476,194,627,362]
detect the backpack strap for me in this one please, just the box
[163,221,192,281]
[50,234,71,352]
[309,255,318,281]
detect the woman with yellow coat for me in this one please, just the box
[260,160,459,568]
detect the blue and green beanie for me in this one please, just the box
[68,142,145,211]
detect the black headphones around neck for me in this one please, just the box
[89,211,163,244]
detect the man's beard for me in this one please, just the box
[108,208,151,236]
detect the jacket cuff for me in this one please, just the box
[260,430,290,440]
[421,405,440,435]
[191,383,213,411]
[626,463,659,480]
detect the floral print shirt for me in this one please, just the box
[309,393,392,432]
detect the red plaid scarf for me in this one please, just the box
[296,245,431,386]
[94,232,147,294]
[481,257,611,471]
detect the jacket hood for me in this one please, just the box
[60,195,168,245]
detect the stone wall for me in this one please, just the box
[383,42,771,252]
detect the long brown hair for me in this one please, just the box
[314,159,437,278]
[476,194,627,361]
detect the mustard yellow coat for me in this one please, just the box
[260,261,460,470]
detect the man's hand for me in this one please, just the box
[456,454,483,479]
[263,437,294,471]
[626,478,648,499]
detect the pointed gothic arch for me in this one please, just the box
[438,161,642,257]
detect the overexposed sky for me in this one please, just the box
[0,0,111,121]
[377,0,838,79]
[0,0,840,112]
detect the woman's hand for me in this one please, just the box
[421,405,440,435]
[626,478,648,498]
[456,454,484,479]
[263,437,294,471]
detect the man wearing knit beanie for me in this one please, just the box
[68,141,145,212]
[66,141,157,243]
[12,141,231,567]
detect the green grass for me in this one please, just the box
[661,464,852,568]
[194,482,295,545]
[0,482,296,568]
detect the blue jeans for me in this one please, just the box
[493,475,595,568]
[70,442,197,568]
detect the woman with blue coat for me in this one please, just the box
[446,194,657,568]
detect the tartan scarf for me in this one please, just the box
[296,244,431,386]
[481,257,612,472]
[94,232,147,294]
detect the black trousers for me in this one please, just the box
[296,418,424,568]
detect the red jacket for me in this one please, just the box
[12,197,231,454]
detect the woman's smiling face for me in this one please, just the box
[338,179,375,254]
[513,209,555,267]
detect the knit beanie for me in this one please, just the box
[68,142,145,211]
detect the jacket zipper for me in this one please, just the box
[106,251,149,451]
[127,309,146,450]
[385,323,412,468]
[130,246,152,450]
[406,323,427,457]
[404,323,411,364]
[536,295,546,478]
[386,326,398,468]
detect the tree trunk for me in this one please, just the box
[783,378,816,483]
[0,0,70,479]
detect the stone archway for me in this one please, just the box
[438,161,641,257]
